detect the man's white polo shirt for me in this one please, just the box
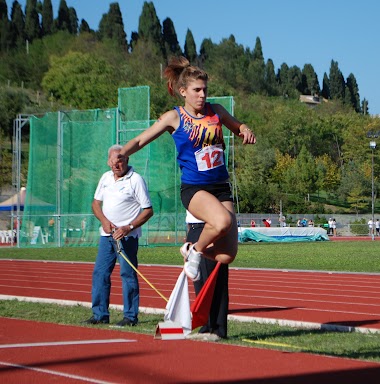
[94,166,151,237]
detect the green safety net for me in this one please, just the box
[19,87,233,248]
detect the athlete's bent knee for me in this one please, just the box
[215,212,233,236]
[217,254,236,264]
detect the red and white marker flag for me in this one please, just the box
[162,270,192,336]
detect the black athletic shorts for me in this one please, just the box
[180,181,233,210]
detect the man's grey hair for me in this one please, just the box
[108,144,123,157]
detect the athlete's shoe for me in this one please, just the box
[183,244,201,281]
[180,242,192,262]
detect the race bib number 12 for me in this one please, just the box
[195,144,224,171]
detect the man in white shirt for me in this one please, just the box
[83,145,153,327]
[328,218,334,236]
[368,219,374,236]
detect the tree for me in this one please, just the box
[98,3,127,47]
[203,35,249,92]
[287,65,303,94]
[362,98,369,115]
[0,0,6,19]
[24,0,40,41]
[314,154,340,195]
[138,1,164,55]
[338,160,370,208]
[129,31,138,50]
[277,62,289,96]
[271,150,295,194]
[55,0,70,32]
[184,28,196,63]
[290,145,318,196]
[0,0,11,51]
[162,17,181,57]
[235,139,277,212]
[247,37,265,94]
[0,87,30,143]
[42,51,117,109]
[329,60,345,101]
[345,73,360,112]
[265,58,279,96]
[199,37,214,65]
[79,19,92,34]
[301,63,320,95]
[10,0,25,48]
[68,7,78,35]
[41,0,53,36]
[321,72,330,99]
[346,185,369,214]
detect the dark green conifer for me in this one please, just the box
[24,0,40,41]
[41,0,53,36]
[184,29,196,63]
[162,17,181,56]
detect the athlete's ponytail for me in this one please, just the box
[164,56,208,98]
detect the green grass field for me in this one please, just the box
[1,241,379,362]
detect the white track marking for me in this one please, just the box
[0,339,136,349]
[231,294,380,308]
[0,361,118,384]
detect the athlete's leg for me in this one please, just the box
[188,191,237,264]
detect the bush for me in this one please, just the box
[349,218,368,235]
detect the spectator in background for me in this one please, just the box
[332,218,337,237]
[279,215,286,227]
[81,217,87,241]
[376,219,380,236]
[48,217,55,241]
[262,219,271,227]
[308,219,314,227]
[250,219,256,227]
[328,218,334,235]
[368,218,374,236]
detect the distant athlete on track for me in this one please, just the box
[119,56,256,281]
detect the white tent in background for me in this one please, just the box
[0,187,54,211]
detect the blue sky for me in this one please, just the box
[14,0,380,115]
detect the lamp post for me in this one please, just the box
[367,130,378,240]
[369,140,376,240]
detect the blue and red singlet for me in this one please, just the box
[172,103,229,185]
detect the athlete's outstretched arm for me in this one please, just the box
[213,104,256,145]
[119,110,178,157]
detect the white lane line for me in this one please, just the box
[231,294,380,308]
[0,339,136,349]
[0,361,117,384]
[230,301,380,317]
[231,287,380,300]
[227,315,380,334]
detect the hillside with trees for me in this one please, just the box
[0,0,379,215]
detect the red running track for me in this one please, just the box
[1,317,380,384]
[0,259,380,332]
